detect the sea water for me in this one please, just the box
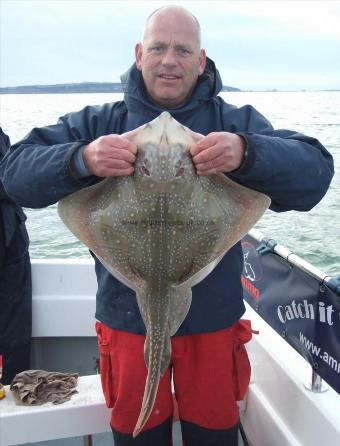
[1,91,339,275]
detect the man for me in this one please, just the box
[0,6,333,446]
[0,127,32,386]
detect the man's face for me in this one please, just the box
[135,12,206,108]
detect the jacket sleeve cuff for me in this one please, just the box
[229,133,255,176]
[73,146,92,178]
[62,140,93,183]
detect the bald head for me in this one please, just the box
[135,5,206,108]
[142,5,202,50]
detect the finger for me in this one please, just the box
[196,157,227,176]
[106,148,136,164]
[125,141,138,155]
[106,135,138,154]
[196,161,217,175]
[192,144,221,164]
[190,134,217,156]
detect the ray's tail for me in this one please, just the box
[132,324,171,437]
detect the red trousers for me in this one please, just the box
[96,320,254,435]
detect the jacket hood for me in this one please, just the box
[120,57,223,119]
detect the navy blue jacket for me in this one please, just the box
[0,59,334,335]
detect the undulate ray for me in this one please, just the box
[58,112,270,437]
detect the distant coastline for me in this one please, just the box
[0,82,241,94]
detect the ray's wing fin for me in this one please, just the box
[176,252,226,290]
[177,174,270,288]
[168,287,192,335]
[210,173,270,254]
[58,177,143,291]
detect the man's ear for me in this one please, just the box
[135,43,143,71]
[198,49,206,75]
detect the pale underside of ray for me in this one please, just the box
[58,111,270,436]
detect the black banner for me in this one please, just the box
[241,235,340,395]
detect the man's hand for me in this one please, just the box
[82,135,137,177]
[190,132,246,175]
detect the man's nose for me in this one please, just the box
[161,49,177,66]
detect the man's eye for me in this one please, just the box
[152,47,164,54]
[177,48,190,56]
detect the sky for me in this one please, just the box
[1,0,340,91]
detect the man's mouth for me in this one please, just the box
[158,74,181,80]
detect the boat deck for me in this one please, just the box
[0,259,339,446]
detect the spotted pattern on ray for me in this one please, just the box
[58,112,270,437]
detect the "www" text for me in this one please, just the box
[299,332,340,374]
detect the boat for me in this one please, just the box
[0,229,339,446]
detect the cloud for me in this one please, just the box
[208,1,340,39]
[1,0,340,90]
